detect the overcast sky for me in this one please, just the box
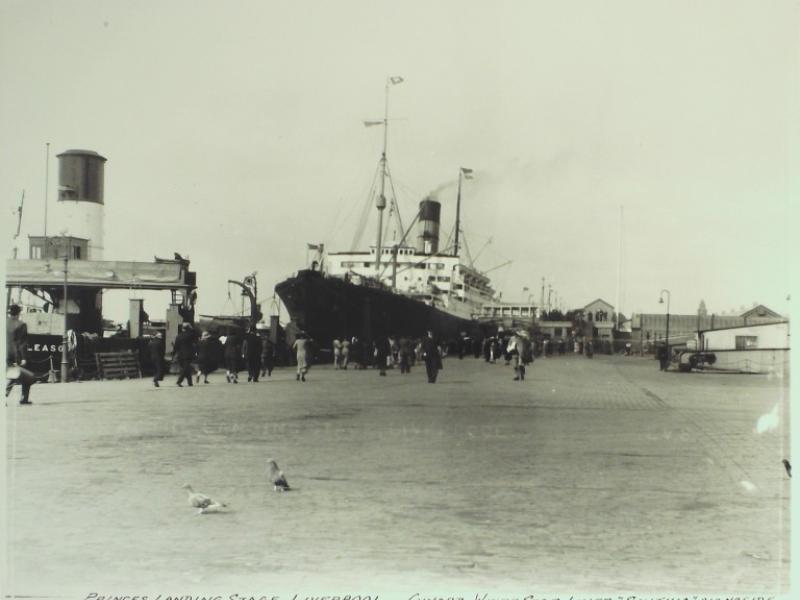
[2,0,797,323]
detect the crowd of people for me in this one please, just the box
[6,300,617,404]
[327,331,444,382]
[147,324,603,388]
[148,323,276,388]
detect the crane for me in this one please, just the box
[227,272,261,328]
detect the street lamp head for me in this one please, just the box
[659,297,664,304]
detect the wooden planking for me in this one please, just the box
[95,351,142,380]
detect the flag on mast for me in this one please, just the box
[389,76,404,85]
[363,120,383,127]
[460,167,474,179]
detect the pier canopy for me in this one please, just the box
[5,259,195,290]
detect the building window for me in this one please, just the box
[72,246,81,259]
[31,246,42,259]
[554,327,563,336]
[735,336,758,350]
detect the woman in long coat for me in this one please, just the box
[196,330,217,384]
[224,330,242,383]
[421,330,443,383]
[292,333,310,382]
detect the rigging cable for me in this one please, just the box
[349,161,382,251]
[385,164,406,239]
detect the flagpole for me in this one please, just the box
[44,142,50,238]
[454,169,462,257]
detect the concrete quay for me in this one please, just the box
[3,353,791,597]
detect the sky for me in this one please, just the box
[1,0,797,324]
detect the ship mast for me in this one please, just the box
[374,76,403,276]
[454,167,472,257]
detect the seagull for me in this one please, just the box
[183,483,227,514]
[783,459,791,478]
[267,459,291,492]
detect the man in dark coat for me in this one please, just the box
[6,304,34,404]
[375,336,391,376]
[658,344,669,370]
[397,336,412,374]
[260,335,275,377]
[148,332,166,388]
[174,323,196,387]
[242,327,263,382]
[421,330,443,383]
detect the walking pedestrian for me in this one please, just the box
[196,331,216,384]
[292,332,310,382]
[149,332,166,388]
[340,337,350,370]
[421,330,443,383]
[224,329,242,383]
[388,336,398,368]
[398,336,412,374]
[375,336,391,376]
[351,336,364,369]
[174,323,197,387]
[508,331,533,381]
[260,335,275,377]
[242,327,263,382]
[5,304,35,404]
[332,338,342,369]
[458,332,467,359]
[658,344,669,370]
[491,337,502,364]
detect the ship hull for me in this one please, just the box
[275,270,483,345]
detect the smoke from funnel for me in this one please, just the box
[425,179,457,202]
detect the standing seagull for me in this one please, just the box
[183,483,227,514]
[267,459,291,492]
[783,459,792,478]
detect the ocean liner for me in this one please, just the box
[275,79,495,345]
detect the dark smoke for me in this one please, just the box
[425,179,457,202]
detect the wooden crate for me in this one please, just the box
[95,351,142,380]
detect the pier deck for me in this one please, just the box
[3,354,790,596]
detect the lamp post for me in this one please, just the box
[659,289,671,370]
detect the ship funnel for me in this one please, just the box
[54,149,107,259]
[416,197,441,255]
